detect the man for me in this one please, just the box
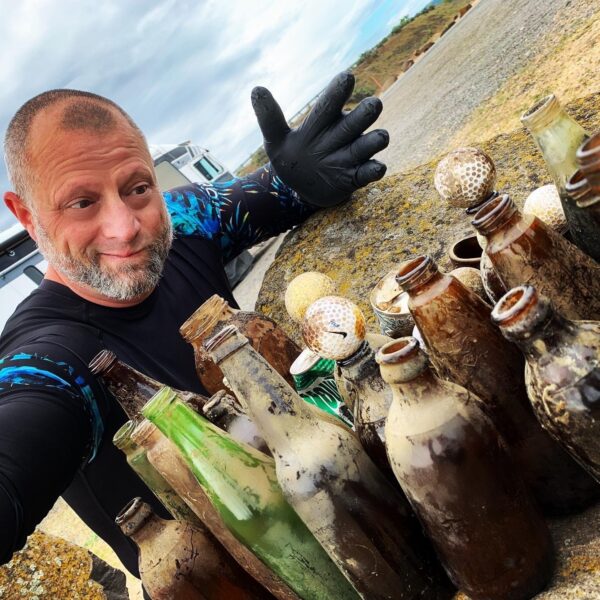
[0,71,388,580]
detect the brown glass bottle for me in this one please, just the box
[131,419,299,600]
[179,294,300,395]
[492,285,600,483]
[376,337,554,600]
[206,325,452,600]
[395,254,599,514]
[116,497,270,600]
[89,349,269,454]
[471,194,600,321]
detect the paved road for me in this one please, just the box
[376,0,585,174]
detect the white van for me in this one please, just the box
[0,143,250,331]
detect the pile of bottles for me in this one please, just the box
[95,94,599,599]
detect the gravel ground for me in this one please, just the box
[377,0,598,174]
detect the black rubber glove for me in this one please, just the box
[251,71,389,208]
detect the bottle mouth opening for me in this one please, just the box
[471,193,514,234]
[131,419,157,445]
[491,285,535,325]
[113,420,137,449]
[179,294,229,342]
[521,94,555,121]
[395,255,436,290]
[464,191,499,215]
[115,497,153,535]
[376,337,419,365]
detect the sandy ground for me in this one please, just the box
[37,1,600,597]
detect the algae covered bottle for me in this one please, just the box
[493,285,600,483]
[206,325,451,600]
[376,337,554,600]
[142,386,357,600]
[471,194,600,321]
[520,93,598,259]
[395,254,599,514]
[179,294,300,395]
[115,497,270,600]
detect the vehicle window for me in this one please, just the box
[194,156,222,181]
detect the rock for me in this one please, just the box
[0,530,129,599]
[458,4,472,18]
[257,90,600,347]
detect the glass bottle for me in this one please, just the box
[520,93,598,259]
[142,387,358,600]
[395,254,599,514]
[115,497,270,600]
[179,294,300,395]
[206,325,452,600]
[471,193,600,321]
[376,337,554,600]
[131,419,299,600]
[90,349,269,454]
[492,285,600,483]
[113,420,202,524]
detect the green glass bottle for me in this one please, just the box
[142,387,358,600]
[113,420,200,524]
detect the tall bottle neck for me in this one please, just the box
[521,94,588,190]
[179,294,235,344]
[337,341,376,382]
[116,498,163,546]
[492,285,574,359]
[471,193,523,238]
[207,326,312,450]
[395,255,448,296]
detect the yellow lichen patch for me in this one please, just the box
[560,554,600,579]
[0,531,106,599]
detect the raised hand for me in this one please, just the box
[251,71,389,208]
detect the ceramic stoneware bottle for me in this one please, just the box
[492,285,600,484]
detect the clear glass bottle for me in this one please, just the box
[395,254,600,514]
[471,194,600,321]
[179,294,300,395]
[113,420,202,524]
[492,285,600,484]
[90,349,269,453]
[131,419,298,600]
[142,387,358,600]
[115,497,270,599]
[521,93,599,259]
[376,337,554,600]
[206,325,452,600]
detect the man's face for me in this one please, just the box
[26,110,172,303]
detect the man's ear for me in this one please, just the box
[4,191,37,241]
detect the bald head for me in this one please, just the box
[3,89,145,206]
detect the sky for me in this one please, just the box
[0,0,432,230]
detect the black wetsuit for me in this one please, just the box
[0,165,313,577]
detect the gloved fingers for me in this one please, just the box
[325,97,383,150]
[353,159,387,188]
[251,86,291,144]
[302,71,355,139]
[345,129,389,165]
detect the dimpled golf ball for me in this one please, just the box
[434,147,496,208]
[302,296,366,360]
[523,184,566,232]
[285,272,338,323]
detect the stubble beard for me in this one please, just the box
[33,214,174,301]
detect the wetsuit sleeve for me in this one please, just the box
[0,351,105,564]
[164,163,316,261]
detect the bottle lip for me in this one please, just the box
[88,349,118,375]
[115,497,153,536]
[471,193,517,235]
[141,386,178,422]
[576,132,600,174]
[395,255,438,291]
[113,420,138,450]
[179,294,230,343]
[375,337,429,382]
[464,190,499,215]
[131,418,158,446]
[520,94,560,130]
[491,285,550,340]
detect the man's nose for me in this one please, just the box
[101,195,142,242]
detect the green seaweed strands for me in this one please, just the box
[142,387,358,600]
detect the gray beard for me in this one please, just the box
[33,216,173,301]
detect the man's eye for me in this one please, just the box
[70,199,94,209]
[132,184,150,195]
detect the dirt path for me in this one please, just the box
[377,0,599,174]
